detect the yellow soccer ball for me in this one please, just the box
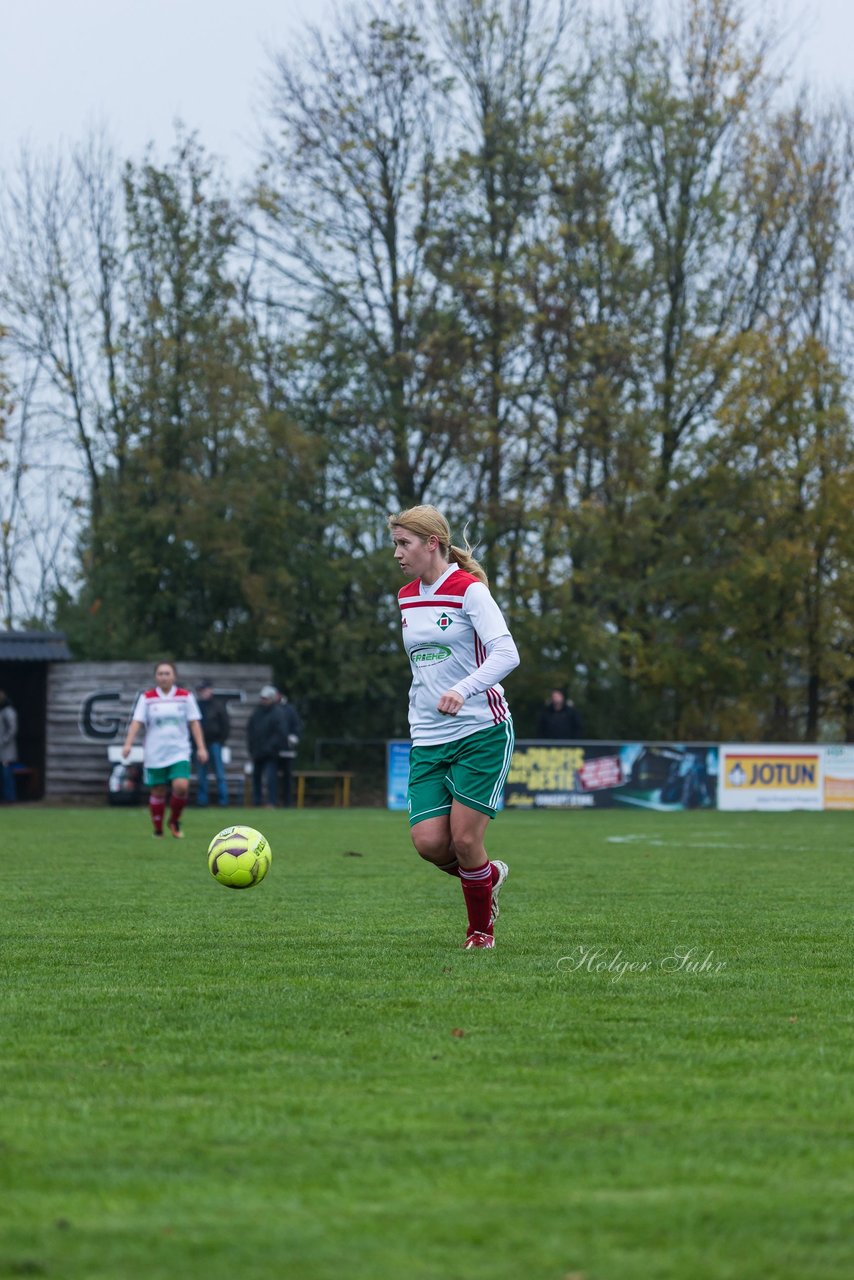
[207,826,271,890]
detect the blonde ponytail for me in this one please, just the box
[449,540,488,586]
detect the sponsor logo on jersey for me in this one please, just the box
[410,644,452,665]
[724,754,818,789]
[436,612,454,630]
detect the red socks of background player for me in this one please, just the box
[149,793,166,834]
[150,792,186,835]
[169,791,187,826]
[459,861,494,936]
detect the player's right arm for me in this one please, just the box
[122,694,148,759]
[121,721,144,759]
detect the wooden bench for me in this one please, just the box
[293,770,355,809]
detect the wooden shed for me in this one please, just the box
[45,661,273,800]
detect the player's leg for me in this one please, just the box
[146,776,168,836]
[410,813,453,864]
[447,722,515,946]
[448,802,496,944]
[408,744,456,872]
[448,801,492,868]
[167,763,191,838]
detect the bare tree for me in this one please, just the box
[256,0,469,511]
[0,134,125,625]
[429,0,572,564]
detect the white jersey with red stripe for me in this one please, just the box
[131,686,201,768]
[398,565,513,745]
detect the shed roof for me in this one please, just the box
[0,631,72,661]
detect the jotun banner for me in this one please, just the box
[717,744,823,810]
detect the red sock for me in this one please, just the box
[440,860,501,884]
[169,792,187,823]
[149,794,166,834]
[459,861,493,936]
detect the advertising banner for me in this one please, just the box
[387,738,854,813]
[821,745,854,810]
[387,740,412,812]
[503,742,718,811]
[717,745,823,810]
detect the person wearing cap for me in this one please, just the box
[247,685,289,807]
[195,679,230,807]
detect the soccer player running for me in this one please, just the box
[121,661,208,839]
[389,505,519,949]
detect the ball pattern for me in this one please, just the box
[207,826,271,889]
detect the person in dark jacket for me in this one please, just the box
[275,691,302,808]
[195,679,230,806]
[0,689,18,803]
[247,685,289,807]
[536,688,583,739]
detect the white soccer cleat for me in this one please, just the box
[490,860,509,925]
[463,931,495,949]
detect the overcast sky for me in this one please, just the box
[0,1,851,181]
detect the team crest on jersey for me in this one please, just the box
[436,612,453,631]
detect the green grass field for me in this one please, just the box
[0,805,851,1280]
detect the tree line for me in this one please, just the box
[2,0,853,743]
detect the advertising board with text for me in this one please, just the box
[503,742,718,811]
[717,745,823,810]
[388,739,854,813]
[820,745,854,810]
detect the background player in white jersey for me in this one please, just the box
[389,505,520,949]
[122,660,208,839]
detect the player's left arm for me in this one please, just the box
[190,718,209,763]
[187,695,209,764]
[437,585,520,715]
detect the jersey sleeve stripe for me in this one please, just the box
[399,599,464,611]
[472,633,509,725]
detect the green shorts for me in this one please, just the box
[144,760,191,787]
[408,721,515,826]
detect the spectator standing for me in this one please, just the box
[536,688,583,739]
[247,686,288,808]
[275,690,302,808]
[0,690,18,803]
[195,678,230,807]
